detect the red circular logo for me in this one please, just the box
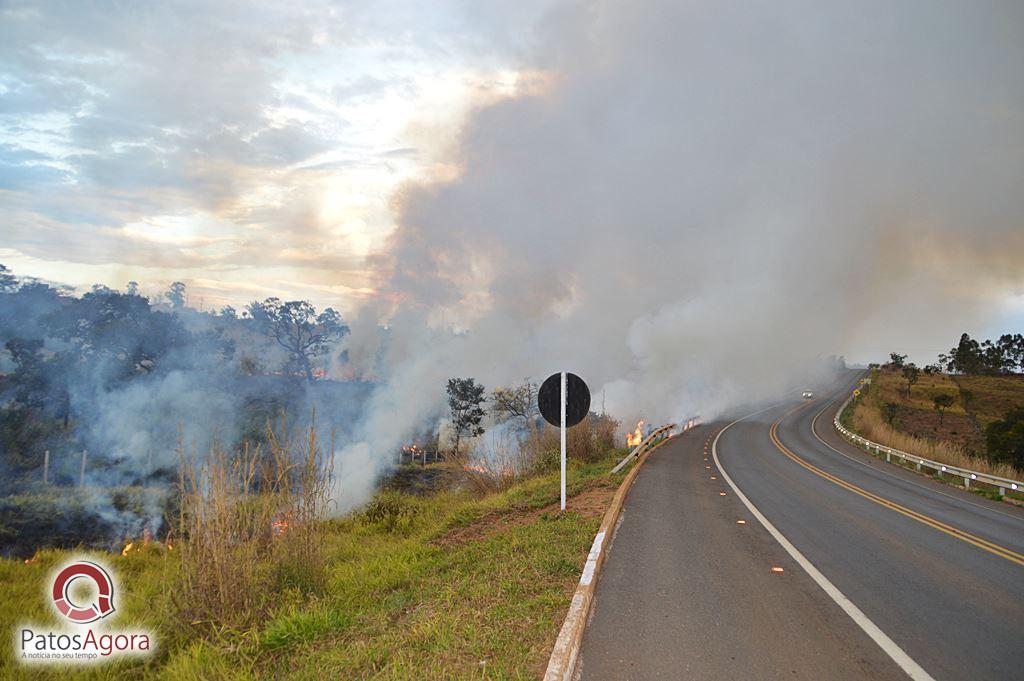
[51,561,116,624]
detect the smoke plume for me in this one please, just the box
[333,0,1024,508]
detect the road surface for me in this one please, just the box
[577,373,1024,680]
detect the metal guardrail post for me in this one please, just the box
[611,424,675,474]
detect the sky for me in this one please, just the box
[0,0,555,308]
[2,0,1022,379]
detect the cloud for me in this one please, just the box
[0,0,553,305]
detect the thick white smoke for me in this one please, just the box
[332,0,1024,511]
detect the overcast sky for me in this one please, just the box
[0,0,555,308]
[1,0,1021,362]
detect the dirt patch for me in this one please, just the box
[896,409,982,453]
[434,481,617,547]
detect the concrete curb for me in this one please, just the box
[542,434,678,681]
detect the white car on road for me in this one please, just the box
[802,391,814,399]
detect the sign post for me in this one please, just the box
[560,371,567,511]
[538,372,591,512]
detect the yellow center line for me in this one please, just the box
[769,403,1024,568]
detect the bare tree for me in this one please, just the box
[491,380,539,424]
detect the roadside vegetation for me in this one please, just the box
[0,369,632,678]
[843,332,1024,494]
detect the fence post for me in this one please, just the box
[79,450,87,487]
[998,486,1005,497]
[43,450,49,484]
[963,476,970,490]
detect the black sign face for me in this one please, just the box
[538,372,591,428]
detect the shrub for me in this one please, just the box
[986,407,1024,470]
[536,413,619,464]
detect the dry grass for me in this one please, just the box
[176,416,334,631]
[451,414,621,497]
[851,394,1023,481]
[447,425,529,496]
[536,413,619,466]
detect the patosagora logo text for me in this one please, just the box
[16,558,153,664]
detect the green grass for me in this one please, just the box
[0,455,626,679]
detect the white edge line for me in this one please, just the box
[712,407,936,681]
[579,530,605,586]
[810,403,1024,524]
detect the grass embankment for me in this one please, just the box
[1,454,628,679]
[844,369,1024,490]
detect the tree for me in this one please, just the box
[883,402,899,425]
[994,333,1024,374]
[447,377,486,453]
[0,263,16,291]
[902,363,920,396]
[166,281,187,309]
[959,388,975,414]
[125,281,140,296]
[986,407,1024,470]
[491,380,539,424]
[888,352,907,369]
[246,298,349,382]
[932,393,955,425]
[46,287,189,381]
[946,333,983,374]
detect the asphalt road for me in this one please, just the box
[577,373,1024,680]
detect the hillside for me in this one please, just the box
[847,367,1024,484]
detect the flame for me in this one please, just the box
[121,527,171,556]
[463,462,514,478]
[626,420,645,447]
[271,516,291,537]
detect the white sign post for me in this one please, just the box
[537,371,589,513]
[560,370,567,511]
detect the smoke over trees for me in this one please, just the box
[246,298,350,382]
[0,265,369,553]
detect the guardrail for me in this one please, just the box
[611,424,676,474]
[833,392,1023,497]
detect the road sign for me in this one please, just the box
[538,372,591,511]
[538,372,590,427]
[853,389,861,396]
